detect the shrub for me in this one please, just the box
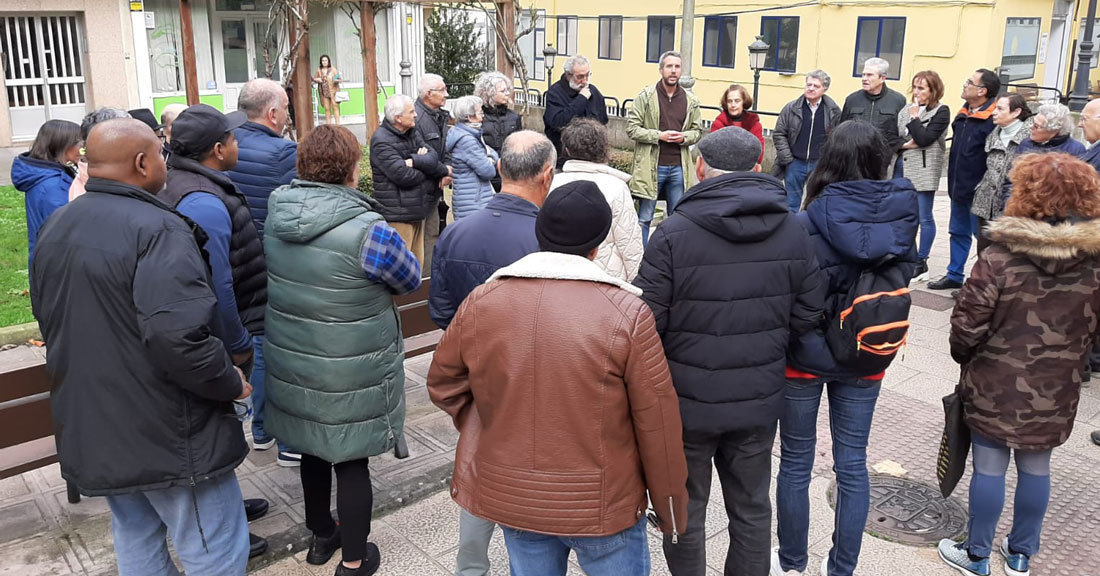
[357,145,374,196]
[608,148,634,174]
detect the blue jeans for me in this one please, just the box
[783,159,815,212]
[892,155,904,179]
[638,165,685,247]
[777,380,881,576]
[946,197,980,282]
[106,472,249,576]
[251,336,287,452]
[916,191,936,260]
[965,434,1052,558]
[502,517,650,576]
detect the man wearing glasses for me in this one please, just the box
[1077,99,1100,429]
[927,69,1000,291]
[770,69,842,212]
[415,73,455,270]
[544,54,609,168]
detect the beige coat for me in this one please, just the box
[550,160,645,281]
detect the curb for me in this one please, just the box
[245,460,454,571]
[0,322,40,347]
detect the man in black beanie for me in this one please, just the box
[634,126,825,576]
[427,179,689,576]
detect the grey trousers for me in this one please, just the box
[456,508,496,576]
[424,198,442,275]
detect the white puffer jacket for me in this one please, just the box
[550,160,645,281]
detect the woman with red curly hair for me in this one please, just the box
[940,152,1100,576]
[711,84,765,163]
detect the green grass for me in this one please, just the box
[0,185,33,327]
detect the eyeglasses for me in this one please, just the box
[964,79,985,89]
[570,72,592,80]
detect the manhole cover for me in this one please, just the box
[827,474,967,546]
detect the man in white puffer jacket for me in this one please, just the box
[549,118,644,281]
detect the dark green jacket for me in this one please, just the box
[264,179,407,463]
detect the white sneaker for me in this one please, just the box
[770,546,805,576]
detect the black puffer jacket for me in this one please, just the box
[634,172,825,434]
[370,120,450,223]
[31,178,247,496]
[162,154,267,336]
[482,104,522,191]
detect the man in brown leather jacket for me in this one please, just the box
[427,180,689,575]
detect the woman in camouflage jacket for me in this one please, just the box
[939,153,1100,576]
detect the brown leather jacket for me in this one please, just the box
[427,252,689,538]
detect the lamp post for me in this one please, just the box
[543,44,558,95]
[747,35,770,109]
[1071,0,1099,111]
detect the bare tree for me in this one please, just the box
[455,0,538,112]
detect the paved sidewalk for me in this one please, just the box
[3,188,1100,575]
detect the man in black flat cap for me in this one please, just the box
[428,180,688,576]
[158,104,273,559]
[634,126,825,576]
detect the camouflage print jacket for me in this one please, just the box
[950,216,1100,450]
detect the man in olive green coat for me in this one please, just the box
[627,50,703,246]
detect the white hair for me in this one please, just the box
[384,94,414,124]
[1037,103,1074,135]
[700,158,730,180]
[863,58,889,77]
[417,73,445,98]
[563,55,590,75]
[474,71,510,106]
[452,96,483,123]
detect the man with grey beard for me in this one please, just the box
[543,55,608,168]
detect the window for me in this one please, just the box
[760,16,798,72]
[1001,17,1041,80]
[557,16,578,56]
[518,10,546,81]
[599,16,622,60]
[853,17,906,80]
[647,16,676,63]
[702,16,737,68]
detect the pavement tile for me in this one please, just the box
[896,343,960,384]
[250,557,312,576]
[0,475,30,500]
[380,490,461,557]
[0,534,74,575]
[410,411,460,450]
[68,516,115,570]
[0,500,50,543]
[251,512,300,540]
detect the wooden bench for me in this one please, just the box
[0,278,443,500]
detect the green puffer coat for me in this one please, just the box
[264,179,407,464]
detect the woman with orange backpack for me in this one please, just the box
[775,120,919,576]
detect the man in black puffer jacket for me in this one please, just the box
[370,93,451,266]
[634,127,824,576]
[31,118,253,575]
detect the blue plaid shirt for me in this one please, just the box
[360,222,422,294]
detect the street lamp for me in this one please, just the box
[1071,0,1099,110]
[543,44,558,95]
[748,35,770,109]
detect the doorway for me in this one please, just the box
[216,14,283,111]
[1,15,87,141]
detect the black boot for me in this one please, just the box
[248,533,268,558]
[244,498,269,522]
[334,543,380,576]
[307,528,343,565]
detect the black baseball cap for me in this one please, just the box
[168,104,247,158]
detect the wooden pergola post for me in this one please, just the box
[495,1,514,78]
[362,1,380,140]
[179,0,200,105]
[288,0,314,140]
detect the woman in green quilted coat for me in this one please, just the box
[264,125,422,576]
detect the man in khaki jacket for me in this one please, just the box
[626,50,703,247]
[427,180,689,575]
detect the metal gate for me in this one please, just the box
[1,15,87,141]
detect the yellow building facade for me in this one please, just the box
[518,0,1100,127]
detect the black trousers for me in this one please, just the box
[663,423,777,576]
[300,453,373,562]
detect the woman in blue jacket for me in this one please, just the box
[446,96,499,219]
[774,121,918,576]
[11,119,81,268]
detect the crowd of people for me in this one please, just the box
[11,47,1100,576]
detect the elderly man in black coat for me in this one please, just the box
[370,93,451,267]
[543,54,608,168]
[634,126,824,576]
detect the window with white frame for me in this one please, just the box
[1000,17,1041,80]
[518,10,546,81]
[557,16,578,56]
[146,0,217,92]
